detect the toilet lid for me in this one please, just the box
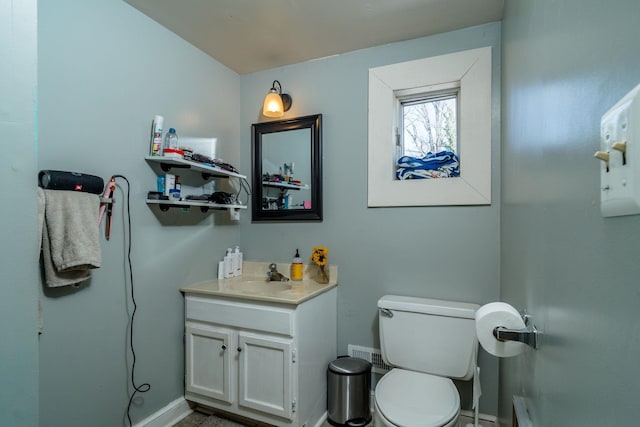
[375,369,460,427]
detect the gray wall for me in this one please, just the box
[37,1,241,425]
[240,23,502,414]
[0,1,39,425]
[24,1,637,424]
[500,0,640,425]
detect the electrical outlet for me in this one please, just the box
[598,83,640,217]
[229,208,240,221]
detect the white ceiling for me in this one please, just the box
[124,0,504,75]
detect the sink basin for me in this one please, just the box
[225,280,291,293]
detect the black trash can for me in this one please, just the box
[327,357,372,426]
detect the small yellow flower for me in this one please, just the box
[309,246,329,266]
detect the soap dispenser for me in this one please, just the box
[291,249,303,281]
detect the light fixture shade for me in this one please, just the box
[263,90,284,117]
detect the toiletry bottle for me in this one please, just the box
[164,173,175,196]
[163,128,179,153]
[231,246,239,277]
[217,260,224,280]
[224,248,234,279]
[291,249,303,281]
[150,115,164,156]
[234,246,242,277]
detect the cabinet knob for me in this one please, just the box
[221,344,227,350]
[237,347,242,352]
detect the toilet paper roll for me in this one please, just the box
[476,302,526,357]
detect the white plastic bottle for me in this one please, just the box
[224,248,234,279]
[234,246,243,277]
[217,260,225,280]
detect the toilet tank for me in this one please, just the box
[378,295,479,380]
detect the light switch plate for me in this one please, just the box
[599,83,640,217]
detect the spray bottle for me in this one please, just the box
[149,115,164,156]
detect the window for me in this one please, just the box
[402,93,458,157]
[368,47,492,207]
[396,85,460,180]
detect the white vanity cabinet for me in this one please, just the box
[183,287,337,427]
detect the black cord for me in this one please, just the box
[111,174,151,426]
[237,177,252,205]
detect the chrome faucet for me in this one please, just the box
[266,263,289,282]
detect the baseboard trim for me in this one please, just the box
[133,397,193,427]
[313,412,328,427]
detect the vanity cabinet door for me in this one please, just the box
[237,332,295,420]
[185,323,234,403]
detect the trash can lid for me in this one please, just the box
[328,357,372,375]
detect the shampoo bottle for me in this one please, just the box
[291,249,303,281]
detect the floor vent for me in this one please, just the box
[347,344,391,374]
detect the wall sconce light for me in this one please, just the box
[262,80,292,118]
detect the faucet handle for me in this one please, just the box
[269,263,278,272]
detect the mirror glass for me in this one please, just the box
[252,114,322,221]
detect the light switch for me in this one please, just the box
[599,83,640,217]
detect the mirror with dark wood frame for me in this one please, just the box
[251,114,322,221]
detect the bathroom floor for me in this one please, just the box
[173,411,333,427]
[457,415,498,427]
[173,410,245,426]
[173,410,495,427]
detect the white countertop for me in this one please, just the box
[180,261,337,305]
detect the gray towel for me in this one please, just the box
[40,189,102,287]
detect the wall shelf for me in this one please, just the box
[145,155,247,217]
[145,198,247,213]
[145,156,247,180]
[262,181,309,190]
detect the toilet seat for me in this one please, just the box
[375,369,460,427]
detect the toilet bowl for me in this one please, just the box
[373,369,460,427]
[375,295,479,427]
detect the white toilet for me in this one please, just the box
[374,295,479,427]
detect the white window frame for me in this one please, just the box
[368,46,492,206]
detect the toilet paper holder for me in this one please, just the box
[492,311,540,349]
